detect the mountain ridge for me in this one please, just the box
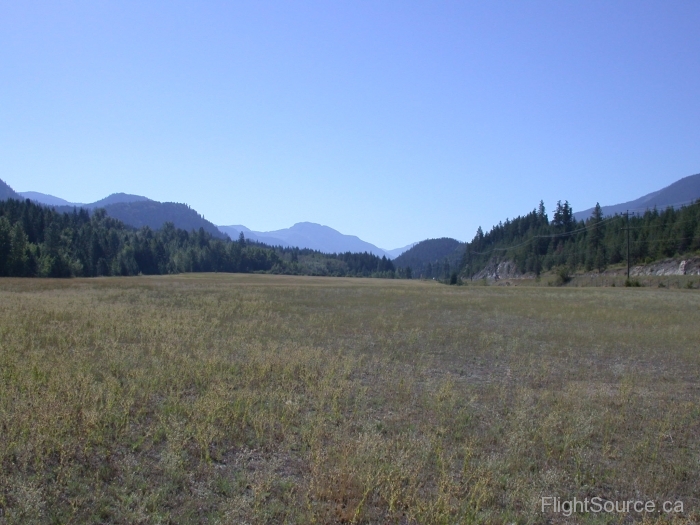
[575,172,700,220]
[19,191,151,209]
[10,187,404,253]
[12,188,224,239]
[99,201,226,239]
[218,222,400,258]
[0,180,22,201]
[19,191,73,206]
[14,188,413,256]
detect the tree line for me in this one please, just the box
[0,199,404,279]
[460,200,700,277]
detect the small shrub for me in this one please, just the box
[554,267,571,286]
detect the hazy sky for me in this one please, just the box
[2,1,699,249]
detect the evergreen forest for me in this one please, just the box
[459,200,700,277]
[0,199,398,279]
[3,195,700,281]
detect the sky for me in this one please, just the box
[1,1,699,249]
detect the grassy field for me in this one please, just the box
[0,274,698,524]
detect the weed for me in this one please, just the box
[0,274,698,523]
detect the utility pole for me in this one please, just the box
[626,210,630,280]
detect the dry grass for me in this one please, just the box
[0,274,698,524]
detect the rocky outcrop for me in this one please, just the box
[469,260,533,281]
[630,257,700,276]
[466,256,700,282]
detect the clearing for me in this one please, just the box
[0,274,698,524]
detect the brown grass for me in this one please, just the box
[0,274,698,524]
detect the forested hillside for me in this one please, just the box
[0,179,21,201]
[393,238,464,279]
[98,201,226,239]
[0,199,398,279]
[460,200,700,278]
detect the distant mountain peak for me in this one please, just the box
[288,222,333,232]
[88,193,151,208]
[218,221,397,257]
[17,190,151,209]
[5,177,420,257]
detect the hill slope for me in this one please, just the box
[393,238,465,279]
[218,225,290,248]
[19,191,151,209]
[19,191,73,206]
[7,183,224,239]
[102,201,226,239]
[384,243,417,259]
[263,222,387,256]
[12,182,411,256]
[219,222,389,256]
[85,193,151,209]
[0,179,22,201]
[0,197,396,278]
[575,172,700,220]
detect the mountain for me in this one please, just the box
[575,172,700,220]
[19,191,151,209]
[217,225,243,238]
[9,185,223,239]
[385,243,417,259]
[226,224,252,233]
[219,222,390,256]
[83,193,151,209]
[0,197,398,278]
[0,179,22,201]
[267,222,387,256]
[257,222,389,256]
[217,225,290,247]
[393,238,465,279]
[101,201,226,239]
[19,191,74,206]
[11,182,412,255]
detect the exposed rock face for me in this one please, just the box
[630,257,700,276]
[466,256,700,281]
[469,261,532,281]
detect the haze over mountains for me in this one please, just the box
[19,191,151,209]
[574,173,700,220]
[14,188,226,239]
[396,172,700,272]
[218,223,412,258]
[3,171,699,262]
[9,182,413,257]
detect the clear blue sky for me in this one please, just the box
[2,1,699,249]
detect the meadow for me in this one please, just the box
[0,274,698,524]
